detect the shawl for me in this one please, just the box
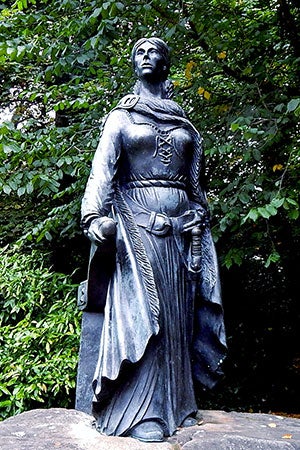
[83,94,227,390]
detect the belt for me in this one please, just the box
[134,209,207,236]
[123,179,187,190]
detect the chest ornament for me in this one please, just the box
[153,133,175,166]
[124,111,184,166]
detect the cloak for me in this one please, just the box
[81,94,227,402]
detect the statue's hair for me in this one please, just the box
[131,37,171,82]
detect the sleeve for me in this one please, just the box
[81,110,122,233]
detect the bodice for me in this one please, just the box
[118,111,194,187]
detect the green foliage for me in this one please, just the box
[0,0,299,264]
[0,247,81,420]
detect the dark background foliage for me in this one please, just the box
[0,0,299,419]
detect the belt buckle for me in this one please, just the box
[148,212,171,236]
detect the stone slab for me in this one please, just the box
[173,410,300,449]
[0,408,170,450]
[0,408,299,450]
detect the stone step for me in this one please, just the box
[0,408,299,449]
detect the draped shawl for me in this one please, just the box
[82,94,227,394]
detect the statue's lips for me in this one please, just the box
[141,64,153,68]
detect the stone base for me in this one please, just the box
[0,408,299,449]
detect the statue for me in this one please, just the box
[79,37,226,442]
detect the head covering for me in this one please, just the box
[131,37,171,81]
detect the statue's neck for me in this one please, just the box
[138,80,164,100]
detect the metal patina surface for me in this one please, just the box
[76,37,226,443]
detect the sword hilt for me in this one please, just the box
[191,226,202,271]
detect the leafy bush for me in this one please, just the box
[0,247,81,420]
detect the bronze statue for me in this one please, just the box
[80,37,226,442]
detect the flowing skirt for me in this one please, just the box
[92,186,198,436]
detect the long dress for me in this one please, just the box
[81,94,226,437]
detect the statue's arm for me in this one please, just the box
[81,110,122,244]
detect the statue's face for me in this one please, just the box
[134,41,165,82]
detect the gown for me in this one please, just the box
[81,94,227,437]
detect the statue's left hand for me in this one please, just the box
[182,208,208,232]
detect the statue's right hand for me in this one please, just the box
[86,217,117,245]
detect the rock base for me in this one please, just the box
[0,408,299,449]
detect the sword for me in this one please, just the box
[190,225,202,272]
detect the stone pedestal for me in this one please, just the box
[0,408,299,449]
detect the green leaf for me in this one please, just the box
[265,204,277,216]
[26,182,34,194]
[90,7,101,18]
[271,198,285,209]
[166,26,177,38]
[286,197,298,207]
[288,209,299,220]
[0,400,12,408]
[3,185,12,195]
[0,385,11,396]
[230,123,239,132]
[77,54,90,64]
[248,209,259,222]
[239,192,250,204]
[265,251,280,268]
[115,2,124,10]
[287,98,300,113]
[224,248,243,268]
[45,231,52,241]
[3,144,19,154]
[17,186,26,197]
[274,103,285,112]
[252,149,261,161]
[257,207,271,219]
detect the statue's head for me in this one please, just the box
[131,37,171,82]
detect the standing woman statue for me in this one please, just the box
[81,37,226,442]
